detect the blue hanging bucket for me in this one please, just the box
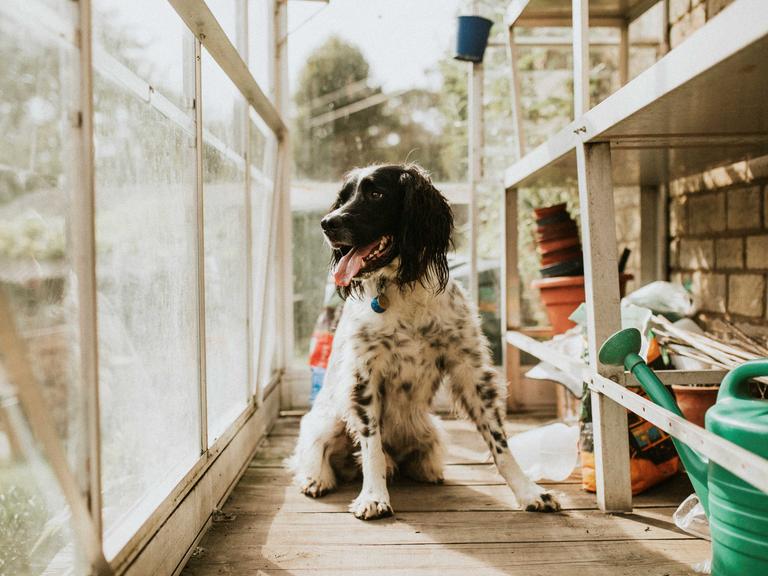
[454,15,493,63]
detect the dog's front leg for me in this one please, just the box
[448,362,561,513]
[347,371,392,520]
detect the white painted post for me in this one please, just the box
[502,186,522,409]
[468,60,483,305]
[274,0,294,407]
[577,142,633,512]
[506,25,525,159]
[572,0,589,117]
[639,185,665,286]
[619,22,630,86]
[192,36,209,451]
[237,0,256,405]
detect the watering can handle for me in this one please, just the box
[719,359,768,401]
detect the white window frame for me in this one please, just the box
[1,0,292,574]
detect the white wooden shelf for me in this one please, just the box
[507,330,727,387]
[507,0,659,25]
[504,0,768,189]
[506,330,768,494]
[502,0,768,511]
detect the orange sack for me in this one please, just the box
[580,386,679,495]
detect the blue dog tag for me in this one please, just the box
[371,294,389,313]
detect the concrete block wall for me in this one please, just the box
[669,0,735,48]
[664,0,767,326]
[669,157,768,325]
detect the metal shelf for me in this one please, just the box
[504,0,768,189]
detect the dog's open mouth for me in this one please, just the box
[333,235,393,286]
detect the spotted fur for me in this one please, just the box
[287,164,561,520]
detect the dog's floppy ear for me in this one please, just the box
[397,165,454,292]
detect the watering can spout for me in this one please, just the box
[598,328,709,512]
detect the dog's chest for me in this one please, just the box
[361,318,449,403]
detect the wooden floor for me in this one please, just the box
[181,415,710,576]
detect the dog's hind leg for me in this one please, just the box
[400,415,446,484]
[288,409,343,498]
[447,360,561,513]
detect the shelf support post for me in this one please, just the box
[572,0,589,117]
[506,25,525,159]
[639,185,668,285]
[576,142,633,512]
[502,186,522,410]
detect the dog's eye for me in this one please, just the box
[370,190,383,200]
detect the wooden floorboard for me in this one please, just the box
[181,416,710,576]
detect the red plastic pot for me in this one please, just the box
[531,274,633,334]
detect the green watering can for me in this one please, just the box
[599,328,768,576]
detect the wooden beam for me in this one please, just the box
[192,36,209,451]
[639,185,660,286]
[592,373,768,495]
[118,387,281,576]
[571,0,590,117]
[576,141,632,512]
[0,294,112,575]
[507,26,525,159]
[74,0,104,539]
[166,0,286,138]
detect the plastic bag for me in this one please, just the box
[508,423,580,481]
[525,328,585,397]
[624,281,696,317]
[674,493,711,540]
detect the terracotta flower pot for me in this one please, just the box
[534,202,567,219]
[536,211,571,226]
[538,236,581,255]
[671,385,719,428]
[541,246,583,266]
[540,259,583,278]
[536,221,579,241]
[531,274,633,334]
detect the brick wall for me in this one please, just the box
[664,0,767,327]
[669,157,768,325]
[669,0,735,48]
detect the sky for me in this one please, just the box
[287,0,463,93]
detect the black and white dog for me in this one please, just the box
[288,163,561,519]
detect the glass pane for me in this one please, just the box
[92,4,200,548]
[93,0,188,109]
[0,378,85,574]
[207,0,241,54]
[203,49,249,441]
[250,117,277,395]
[0,1,86,572]
[249,0,272,95]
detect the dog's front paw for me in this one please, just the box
[518,489,561,513]
[300,478,334,498]
[349,495,394,520]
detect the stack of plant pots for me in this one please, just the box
[533,203,583,278]
[531,203,632,334]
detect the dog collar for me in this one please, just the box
[371,293,389,314]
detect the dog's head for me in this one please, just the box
[321,163,453,297]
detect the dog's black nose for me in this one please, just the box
[321,214,344,231]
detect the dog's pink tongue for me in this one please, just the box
[333,239,380,286]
